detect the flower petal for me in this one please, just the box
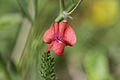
[43,25,54,43]
[52,41,65,56]
[54,22,59,34]
[59,22,67,36]
[46,42,53,53]
[63,24,76,46]
[43,22,59,43]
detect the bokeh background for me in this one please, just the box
[0,0,120,80]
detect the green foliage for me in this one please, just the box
[16,0,33,22]
[40,52,56,80]
[0,14,22,29]
[83,48,115,80]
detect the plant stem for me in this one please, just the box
[56,0,83,22]
[59,0,65,14]
[55,4,75,22]
[68,0,83,15]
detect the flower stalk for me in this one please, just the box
[59,0,65,14]
[55,0,83,22]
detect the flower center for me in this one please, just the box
[55,34,62,40]
[54,34,67,46]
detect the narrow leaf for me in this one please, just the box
[17,0,33,22]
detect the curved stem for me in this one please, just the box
[55,4,75,22]
[55,0,83,22]
[67,0,83,15]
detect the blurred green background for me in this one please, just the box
[0,0,120,80]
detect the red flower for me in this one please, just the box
[43,22,76,56]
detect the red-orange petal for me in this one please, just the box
[52,41,65,56]
[63,23,76,46]
[46,43,53,53]
[59,22,67,36]
[43,26,54,44]
[43,22,59,43]
[54,22,59,34]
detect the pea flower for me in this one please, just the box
[43,22,76,56]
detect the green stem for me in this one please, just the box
[68,0,83,15]
[55,0,83,22]
[55,4,75,22]
[59,0,65,14]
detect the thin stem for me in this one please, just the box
[67,0,83,15]
[55,4,75,22]
[59,0,65,14]
[55,0,83,22]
